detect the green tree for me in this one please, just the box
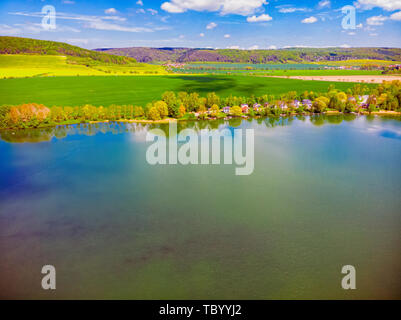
[134,106,144,118]
[162,91,177,116]
[231,106,242,117]
[153,101,168,118]
[148,106,161,121]
[210,104,220,117]
[178,105,186,118]
[187,92,200,112]
[206,92,220,108]
[313,97,329,113]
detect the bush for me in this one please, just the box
[230,106,242,117]
[153,101,168,119]
[148,106,161,121]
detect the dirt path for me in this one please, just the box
[265,75,401,83]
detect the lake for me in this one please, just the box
[0,115,400,299]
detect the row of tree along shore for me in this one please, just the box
[1,81,400,130]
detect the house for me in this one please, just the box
[348,96,357,103]
[358,95,370,108]
[222,106,231,114]
[279,102,288,110]
[302,99,312,109]
[241,104,249,113]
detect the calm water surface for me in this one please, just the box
[0,115,400,299]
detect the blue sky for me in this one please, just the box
[1,0,400,49]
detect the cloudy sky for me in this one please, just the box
[1,0,401,49]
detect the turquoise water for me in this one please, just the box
[0,115,400,299]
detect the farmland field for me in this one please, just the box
[0,75,376,107]
[316,59,401,66]
[173,62,383,76]
[175,69,383,76]
[0,55,166,77]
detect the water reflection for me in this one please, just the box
[1,114,400,143]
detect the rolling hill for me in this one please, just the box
[95,46,401,64]
[0,36,136,64]
[0,37,166,77]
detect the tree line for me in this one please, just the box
[0,81,400,130]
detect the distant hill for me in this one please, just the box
[0,37,168,77]
[94,46,401,64]
[0,36,137,65]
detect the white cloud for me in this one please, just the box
[161,0,268,16]
[340,44,351,48]
[348,31,356,35]
[318,0,331,9]
[267,45,277,49]
[356,23,363,28]
[247,14,273,22]
[65,38,89,46]
[10,11,126,22]
[148,9,158,15]
[136,8,146,13]
[227,45,241,49]
[86,20,153,32]
[367,15,388,25]
[206,22,217,29]
[390,10,401,19]
[8,11,166,33]
[369,32,379,36]
[248,45,259,50]
[0,22,80,35]
[301,16,318,23]
[105,8,118,15]
[224,34,230,38]
[356,0,401,11]
[277,6,309,13]
[136,0,144,5]
[161,2,185,13]
[0,24,23,35]
[200,32,205,37]
[283,45,309,48]
[63,0,75,4]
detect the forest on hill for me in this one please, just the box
[95,46,401,64]
[0,36,137,65]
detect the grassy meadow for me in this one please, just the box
[173,61,388,76]
[0,54,166,78]
[316,59,401,66]
[0,75,376,107]
[175,68,383,76]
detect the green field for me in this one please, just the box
[0,55,166,77]
[316,59,401,66]
[174,62,383,76]
[175,68,382,76]
[0,75,376,107]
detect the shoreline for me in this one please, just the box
[1,111,400,132]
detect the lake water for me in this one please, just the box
[0,115,400,299]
